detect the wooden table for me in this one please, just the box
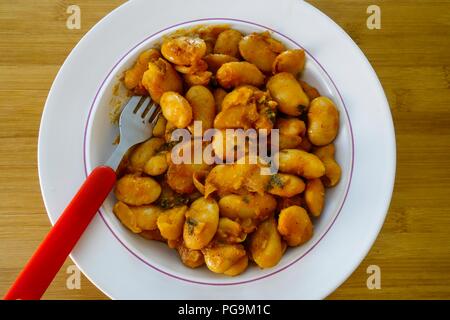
[0,0,449,300]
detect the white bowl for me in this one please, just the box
[38,0,395,299]
[85,20,354,285]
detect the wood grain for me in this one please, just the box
[0,0,449,300]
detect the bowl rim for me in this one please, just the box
[83,17,355,286]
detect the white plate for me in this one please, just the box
[38,0,395,299]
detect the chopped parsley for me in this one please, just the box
[186,217,198,235]
[157,139,180,152]
[265,108,277,124]
[265,174,284,191]
[158,194,189,209]
[209,76,218,88]
[297,104,307,114]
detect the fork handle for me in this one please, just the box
[4,166,116,300]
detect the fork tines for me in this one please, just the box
[124,95,161,125]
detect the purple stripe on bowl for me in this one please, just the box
[83,18,355,286]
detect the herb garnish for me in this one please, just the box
[187,217,198,235]
[265,174,284,191]
[265,108,277,124]
[297,105,307,114]
[157,139,180,152]
[158,194,189,209]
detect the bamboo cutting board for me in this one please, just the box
[0,0,449,299]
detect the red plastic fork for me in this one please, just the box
[4,96,160,300]
[4,166,116,300]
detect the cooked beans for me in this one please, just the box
[115,174,161,206]
[307,97,339,146]
[249,218,283,268]
[304,178,325,217]
[214,29,243,57]
[115,25,342,276]
[313,144,342,187]
[277,206,313,246]
[160,91,193,129]
[185,85,216,133]
[216,61,265,89]
[183,198,219,250]
[239,32,285,73]
[141,58,183,103]
[161,36,207,66]
[272,49,305,75]
[277,149,325,179]
[267,72,309,116]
